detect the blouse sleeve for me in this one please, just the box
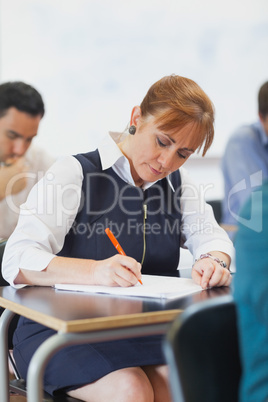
[2,156,83,288]
[179,167,235,261]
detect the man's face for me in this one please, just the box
[0,107,42,164]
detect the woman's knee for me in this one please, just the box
[118,367,154,402]
[142,364,172,402]
[67,367,154,402]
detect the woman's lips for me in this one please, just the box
[149,165,162,175]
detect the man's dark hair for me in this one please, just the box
[0,81,45,119]
[258,81,268,118]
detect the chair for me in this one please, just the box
[0,240,80,401]
[0,240,9,286]
[163,295,241,402]
[206,199,222,224]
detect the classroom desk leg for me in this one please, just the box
[0,309,16,402]
[27,322,170,402]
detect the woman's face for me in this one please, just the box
[126,107,198,184]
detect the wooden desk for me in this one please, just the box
[0,283,231,402]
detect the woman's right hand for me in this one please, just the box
[91,254,142,287]
[13,255,142,288]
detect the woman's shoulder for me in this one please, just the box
[73,149,102,173]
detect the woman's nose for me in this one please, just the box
[157,151,175,171]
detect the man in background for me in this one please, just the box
[0,81,55,239]
[221,81,268,237]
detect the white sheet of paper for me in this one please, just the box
[55,274,202,300]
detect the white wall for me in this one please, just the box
[0,0,268,166]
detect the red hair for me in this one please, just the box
[140,75,215,156]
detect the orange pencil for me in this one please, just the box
[105,228,143,285]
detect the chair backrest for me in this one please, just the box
[206,199,222,224]
[0,240,9,286]
[163,295,241,402]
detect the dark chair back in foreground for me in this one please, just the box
[163,295,241,402]
[0,240,9,286]
[206,199,222,224]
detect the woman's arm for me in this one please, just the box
[2,156,83,287]
[14,254,142,288]
[179,168,234,288]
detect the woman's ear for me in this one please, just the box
[130,106,142,126]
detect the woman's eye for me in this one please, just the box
[178,152,186,159]
[157,138,167,147]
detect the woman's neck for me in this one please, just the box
[118,137,144,188]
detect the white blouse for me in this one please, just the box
[3,132,234,287]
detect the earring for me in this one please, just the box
[129,125,136,135]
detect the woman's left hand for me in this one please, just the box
[192,255,232,289]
